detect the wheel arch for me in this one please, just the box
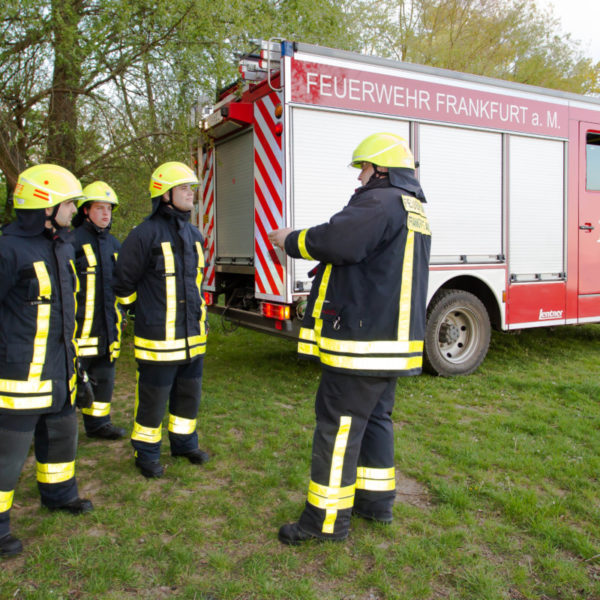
[428,274,502,330]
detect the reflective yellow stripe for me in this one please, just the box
[307,481,355,510]
[301,325,422,355]
[298,342,319,358]
[134,349,188,362]
[189,345,206,358]
[80,244,97,342]
[109,338,121,361]
[321,415,352,534]
[398,230,415,341]
[298,229,315,261]
[0,379,52,394]
[299,327,316,341]
[135,336,186,350]
[356,466,396,491]
[161,242,176,341]
[311,265,331,319]
[76,337,99,347]
[195,241,206,324]
[131,421,162,443]
[320,352,422,372]
[134,335,207,361]
[81,401,110,417]
[319,337,423,355]
[168,414,197,435]
[37,461,75,484]
[0,395,52,410]
[0,490,14,513]
[117,292,137,305]
[29,261,51,380]
[195,241,205,268]
[69,372,77,405]
[0,373,53,409]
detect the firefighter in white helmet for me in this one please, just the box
[114,161,209,478]
[269,133,431,544]
[0,164,94,558]
[72,181,126,440]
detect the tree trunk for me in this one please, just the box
[46,0,83,171]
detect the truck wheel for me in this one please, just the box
[424,289,491,376]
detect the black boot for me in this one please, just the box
[173,448,210,465]
[86,422,126,440]
[277,522,345,546]
[0,534,23,558]
[48,497,94,515]
[352,508,392,524]
[135,458,164,478]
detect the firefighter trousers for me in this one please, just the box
[79,355,116,433]
[297,369,397,539]
[0,401,80,538]
[131,358,203,463]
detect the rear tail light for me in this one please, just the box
[261,302,291,320]
[204,292,214,306]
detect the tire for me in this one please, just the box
[424,289,491,377]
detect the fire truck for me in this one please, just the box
[197,39,600,376]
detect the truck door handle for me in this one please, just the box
[580,223,595,231]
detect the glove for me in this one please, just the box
[76,368,95,409]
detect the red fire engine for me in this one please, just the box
[197,39,600,376]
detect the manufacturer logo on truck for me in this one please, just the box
[539,308,563,320]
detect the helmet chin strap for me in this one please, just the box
[369,164,389,183]
[46,204,62,231]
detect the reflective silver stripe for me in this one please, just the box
[356,466,396,491]
[168,414,197,435]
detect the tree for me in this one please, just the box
[358,0,598,94]
[0,0,364,227]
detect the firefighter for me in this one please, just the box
[0,164,94,558]
[72,181,126,440]
[268,132,431,545]
[114,161,209,479]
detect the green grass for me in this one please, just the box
[2,318,600,599]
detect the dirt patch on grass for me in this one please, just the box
[395,472,431,509]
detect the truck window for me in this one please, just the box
[587,132,600,191]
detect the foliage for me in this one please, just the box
[1,0,598,230]
[359,0,599,94]
[1,317,599,598]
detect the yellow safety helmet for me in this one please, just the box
[149,161,199,198]
[13,164,84,210]
[350,132,415,169]
[79,181,119,211]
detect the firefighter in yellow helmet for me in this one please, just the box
[0,164,94,558]
[269,133,431,544]
[71,181,126,439]
[114,162,209,478]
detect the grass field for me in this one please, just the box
[2,316,599,599]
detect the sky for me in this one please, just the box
[534,0,600,62]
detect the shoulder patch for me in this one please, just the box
[407,213,431,236]
[402,195,426,216]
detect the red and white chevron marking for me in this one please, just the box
[254,91,284,299]
[201,146,216,289]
